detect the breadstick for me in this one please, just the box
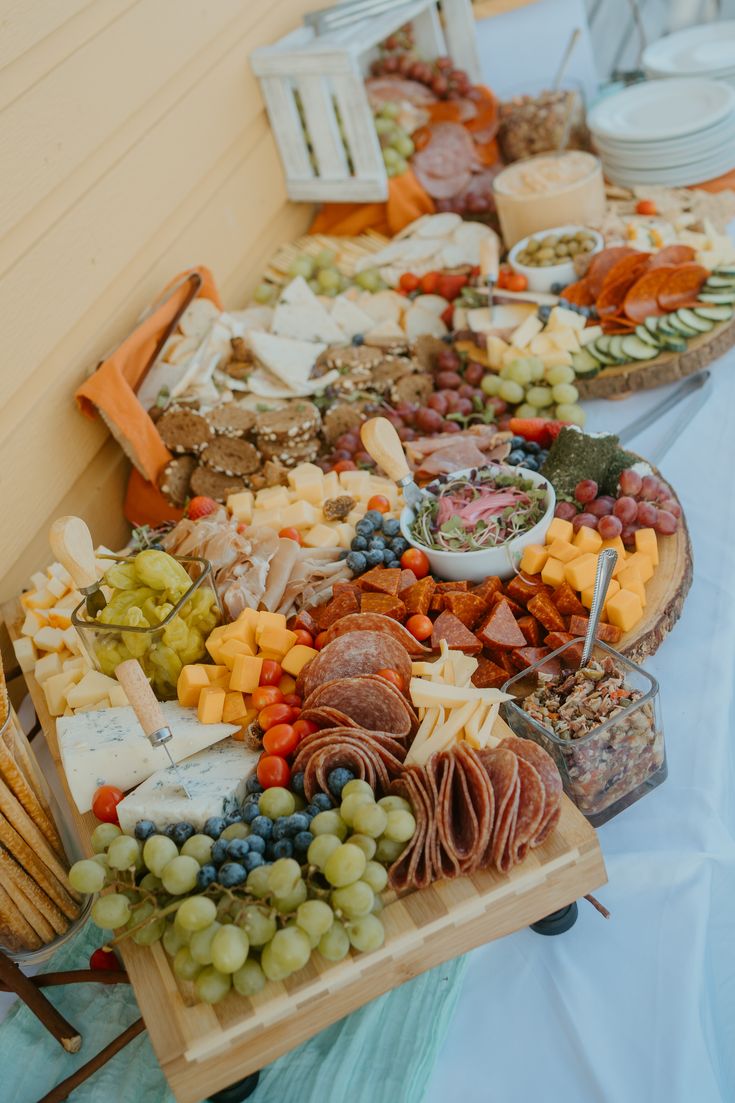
[0,735,62,855]
[0,775,75,893]
[0,849,69,937]
[0,810,78,919]
[7,719,60,842]
[0,882,40,952]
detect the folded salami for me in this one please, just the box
[298,630,413,701]
[321,612,430,656]
[303,675,416,738]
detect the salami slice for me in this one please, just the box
[436,748,479,872]
[431,754,461,879]
[477,747,519,871]
[622,267,676,322]
[500,735,562,848]
[303,675,415,737]
[510,758,545,863]
[596,273,644,318]
[657,263,709,311]
[321,613,430,656]
[294,728,406,801]
[298,707,358,730]
[412,122,478,199]
[422,756,447,882]
[299,630,414,700]
[649,245,696,268]
[388,770,433,891]
[586,246,637,298]
[454,743,494,869]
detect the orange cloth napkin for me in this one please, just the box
[695,168,735,193]
[310,171,436,237]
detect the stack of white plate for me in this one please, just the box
[643,21,735,85]
[588,78,735,187]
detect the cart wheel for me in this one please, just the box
[207,1071,260,1102]
[530,901,578,935]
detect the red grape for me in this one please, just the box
[331,449,352,462]
[636,501,658,526]
[463,362,484,386]
[654,510,677,535]
[613,496,638,524]
[432,74,449,96]
[436,56,453,71]
[620,523,641,545]
[428,392,448,415]
[659,497,681,518]
[458,383,476,399]
[394,401,418,421]
[397,55,413,75]
[554,501,578,521]
[336,433,359,453]
[618,468,642,496]
[443,391,461,412]
[455,397,473,415]
[435,371,463,390]
[383,55,399,73]
[587,496,615,517]
[397,426,416,442]
[353,451,375,467]
[384,412,404,430]
[572,512,598,531]
[598,515,623,540]
[487,397,507,415]
[466,192,491,214]
[640,475,662,501]
[574,479,598,504]
[414,408,444,433]
[437,348,461,372]
[441,420,461,433]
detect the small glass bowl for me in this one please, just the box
[72,554,222,701]
[502,639,666,827]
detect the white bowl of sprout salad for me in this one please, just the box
[400,465,556,582]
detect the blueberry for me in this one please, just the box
[242,802,260,825]
[288,813,311,833]
[265,842,278,861]
[272,839,294,859]
[524,441,541,455]
[328,767,355,798]
[134,819,157,841]
[346,551,368,574]
[245,777,263,796]
[367,535,386,551]
[217,862,247,887]
[382,549,397,565]
[350,535,368,552]
[522,456,539,471]
[247,835,266,855]
[355,519,375,538]
[510,436,526,449]
[550,281,564,294]
[311,793,333,812]
[538,305,552,323]
[169,822,195,847]
[382,518,400,538]
[227,838,250,860]
[389,538,409,557]
[201,816,226,839]
[224,810,243,825]
[352,333,364,346]
[211,839,229,866]
[196,864,217,889]
[243,852,265,871]
[251,815,274,840]
[291,771,305,796]
[507,450,525,465]
[272,818,292,841]
[365,549,384,567]
[365,510,384,526]
[294,830,313,855]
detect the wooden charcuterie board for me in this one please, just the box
[2,601,606,1103]
[576,317,735,400]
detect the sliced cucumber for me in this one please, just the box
[644,316,661,335]
[596,336,625,363]
[635,325,661,347]
[714,266,735,277]
[620,335,659,361]
[677,308,713,333]
[608,335,628,361]
[657,317,680,337]
[694,304,734,322]
[667,314,698,337]
[586,340,618,366]
[704,274,735,289]
[571,348,600,377]
[657,332,687,353]
[699,290,735,304]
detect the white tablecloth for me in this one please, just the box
[425,357,735,1103]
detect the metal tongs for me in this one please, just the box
[618,370,712,462]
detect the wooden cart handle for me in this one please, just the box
[48,517,99,591]
[360,417,411,483]
[115,661,166,738]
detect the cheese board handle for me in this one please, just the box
[360,417,411,482]
[48,516,100,591]
[115,660,167,739]
[479,232,499,282]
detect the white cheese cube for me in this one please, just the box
[108,685,129,709]
[287,463,323,491]
[21,611,46,637]
[27,589,56,611]
[55,591,83,612]
[34,626,65,652]
[46,576,69,599]
[226,491,254,524]
[334,523,354,549]
[48,562,73,587]
[12,637,36,673]
[302,524,340,549]
[255,486,290,510]
[66,671,118,710]
[43,672,78,717]
[279,501,320,529]
[62,627,81,653]
[549,306,587,332]
[30,571,47,592]
[34,652,63,683]
[338,471,371,498]
[322,472,341,499]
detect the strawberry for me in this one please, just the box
[508,417,568,448]
[186,496,218,520]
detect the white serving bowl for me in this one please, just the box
[508,225,604,293]
[399,465,556,583]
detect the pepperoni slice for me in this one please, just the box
[598,252,651,298]
[597,275,642,317]
[649,245,696,268]
[657,263,709,311]
[586,246,638,298]
[622,267,677,322]
[561,279,594,307]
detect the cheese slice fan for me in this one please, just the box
[49,515,106,617]
[116,660,191,797]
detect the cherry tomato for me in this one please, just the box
[496,265,512,290]
[257,754,291,789]
[91,785,124,824]
[376,668,404,691]
[262,723,299,757]
[259,660,283,687]
[280,693,300,708]
[89,948,120,972]
[367,494,390,513]
[252,686,284,711]
[441,303,454,327]
[400,548,430,579]
[278,527,302,544]
[236,523,249,534]
[314,631,329,650]
[506,272,528,292]
[406,614,433,642]
[258,702,295,731]
[332,460,357,473]
[399,272,420,293]
[293,718,319,741]
[636,198,657,215]
[292,629,314,647]
[420,271,441,294]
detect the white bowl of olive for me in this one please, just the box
[508,225,603,293]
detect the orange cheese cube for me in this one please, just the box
[222,691,251,725]
[606,590,643,633]
[254,612,287,643]
[197,685,225,724]
[278,673,297,695]
[257,652,284,663]
[237,608,260,629]
[601,536,627,560]
[229,655,263,694]
[547,539,582,564]
[205,627,227,664]
[520,544,547,574]
[573,526,603,554]
[544,517,573,545]
[177,664,210,708]
[634,528,659,566]
[231,710,258,740]
[564,553,598,593]
[581,579,620,610]
[281,644,319,677]
[620,575,646,608]
[540,557,566,589]
[256,626,298,659]
[204,665,229,682]
[218,638,256,669]
[624,551,654,583]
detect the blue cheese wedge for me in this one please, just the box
[116,739,258,834]
[57,703,238,813]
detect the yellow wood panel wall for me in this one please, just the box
[0,0,321,605]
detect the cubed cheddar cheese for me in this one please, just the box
[226,490,254,524]
[218,638,255,669]
[279,501,321,529]
[205,627,226,664]
[30,571,47,591]
[581,579,620,610]
[254,612,287,641]
[256,626,297,659]
[303,524,340,549]
[547,538,582,564]
[541,557,566,589]
[229,655,263,694]
[520,543,547,574]
[197,685,225,724]
[27,589,56,611]
[257,652,284,663]
[281,644,318,677]
[222,691,251,725]
[44,672,76,717]
[47,610,73,630]
[606,590,643,633]
[564,553,598,593]
[545,517,573,544]
[66,671,117,710]
[600,536,627,560]
[46,576,68,599]
[177,664,210,708]
[573,526,602,554]
[255,486,290,510]
[278,673,297,695]
[623,551,654,583]
[620,574,646,607]
[205,665,229,682]
[634,527,659,566]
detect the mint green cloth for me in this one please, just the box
[0,921,467,1103]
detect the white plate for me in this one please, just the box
[591,110,735,155]
[603,150,735,188]
[588,78,735,142]
[593,121,735,166]
[642,21,735,77]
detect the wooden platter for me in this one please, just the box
[576,317,735,400]
[2,601,606,1103]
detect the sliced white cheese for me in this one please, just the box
[404,305,447,340]
[356,290,403,325]
[329,295,375,339]
[272,278,346,343]
[246,330,326,389]
[58,703,238,812]
[247,366,339,399]
[467,304,536,335]
[116,738,258,834]
[578,325,603,347]
[410,678,511,708]
[548,306,587,333]
[510,313,544,350]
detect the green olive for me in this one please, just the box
[555,243,569,256]
[525,238,540,254]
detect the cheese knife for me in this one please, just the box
[115,660,191,797]
[479,232,500,324]
[360,417,428,510]
[49,516,106,617]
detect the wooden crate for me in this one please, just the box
[2,600,606,1103]
[250,0,480,202]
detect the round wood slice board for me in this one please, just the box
[576,317,735,400]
